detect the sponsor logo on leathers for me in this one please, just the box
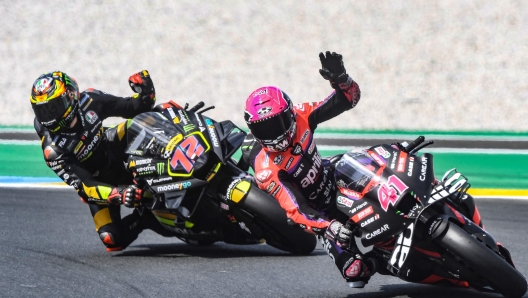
[77,132,101,161]
[273,155,284,165]
[300,129,310,144]
[300,152,322,188]
[256,169,272,182]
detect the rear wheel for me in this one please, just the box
[240,185,317,255]
[436,222,527,298]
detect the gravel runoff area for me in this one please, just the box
[2,1,527,130]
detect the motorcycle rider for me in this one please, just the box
[240,51,375,288]
[30,70,168,251]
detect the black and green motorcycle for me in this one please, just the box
[124,100,316,255]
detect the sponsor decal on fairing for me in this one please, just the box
[397,151,407,173]
[360,214,379,227]
[337,196,354,207]
[407,157,414,177]
[351,206,374,222]
[420,156,428,181]
[366,224,390,240]
[374,146,391,158]
[339,187,362,200]
[368,150,385,166]
[348,201,368,214]
[157,181,191,192]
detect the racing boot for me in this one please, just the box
[319,236,376,288]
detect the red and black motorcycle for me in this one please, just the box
[331,136,527,298]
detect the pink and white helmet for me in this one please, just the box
[244,86,296,152]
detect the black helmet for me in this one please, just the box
[30,71,80,133]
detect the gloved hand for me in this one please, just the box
[325,219,354,248]
[319,51,349,86]
[107,185,143,208]
[129,70,155,99]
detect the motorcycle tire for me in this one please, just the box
[436,221,527,298]
[241,185,317,255]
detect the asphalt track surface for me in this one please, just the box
[1,188,527,298]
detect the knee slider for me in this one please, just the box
[98,225,125,249]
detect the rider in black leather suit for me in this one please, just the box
[31,70,170,251]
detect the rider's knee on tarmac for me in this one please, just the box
[97,214,143,252]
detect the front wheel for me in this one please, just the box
[436,222,527,298]
[240,185,317,255]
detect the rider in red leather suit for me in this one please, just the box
[240,52,375,287]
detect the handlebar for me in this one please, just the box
[404,136,425,153]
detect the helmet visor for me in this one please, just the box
[249,109,293,142]
[33,95,76,132]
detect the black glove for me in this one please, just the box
[129,70,155,99]
[107,185,143,208]
[325,219,354,248]
[319,51,348,85]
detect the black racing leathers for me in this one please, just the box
[35,88,157,250]
[36,89,153,203]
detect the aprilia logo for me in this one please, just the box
[300,153,322,188]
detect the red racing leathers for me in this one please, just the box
[241,77,373,284]
[243,77,360,234]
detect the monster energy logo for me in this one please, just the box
[183,124,195,132]
[156,163,165,175]
[64,75,74,86]
[58,119,67,127]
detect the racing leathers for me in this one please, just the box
[241,77,374,285]
[35,81,165,251]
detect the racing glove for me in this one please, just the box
[319,51,350,88]
[129,70,156,104]
[107,185,143,208]
[325,219,354,249]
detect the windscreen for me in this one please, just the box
[126,112,183,158]
[334,149,382,193]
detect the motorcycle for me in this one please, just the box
[330,136,527,297]
[123,100,316,255]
